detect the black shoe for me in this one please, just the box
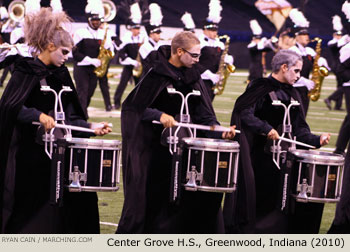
[334,107,345,111]
[113,103,121,110]
[106,105,112,112]
[324,98,332,110]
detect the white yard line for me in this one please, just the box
[100,221,118,227]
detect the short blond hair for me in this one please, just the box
[171,31,200,54]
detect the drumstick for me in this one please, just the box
[32,122,95,133]
[152,120,241,134]
[278,136,316,149]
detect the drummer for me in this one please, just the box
[117,31,236,234]
[223,49,330,234]
[0,7,111,233]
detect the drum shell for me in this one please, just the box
[181,138,240,193]
[65,138,121,192]
[288,150,344,203]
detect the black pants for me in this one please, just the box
[328,75,344,110]
[335,86,350,153]
[73,65,98,117]
[113,65,138,106]
[295,86,310,115]
[98,73,111,109]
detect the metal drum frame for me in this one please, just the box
[66,138,121,192]
[182,137,239,193]
[289,149,344,203]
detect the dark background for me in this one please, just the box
[1,0,347,68]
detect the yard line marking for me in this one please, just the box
[100,221,119,227]
[307,116,344,122]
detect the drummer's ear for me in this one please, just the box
[47,42,57,52]
[281,63,288,73]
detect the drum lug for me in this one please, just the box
[68,166,87,192]
[296,178,311,202]
[185,166,203,191]
[167,136,179,144]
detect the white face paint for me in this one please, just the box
[49,46,71,67]
[283,60,302,85]
[179,44,201,68]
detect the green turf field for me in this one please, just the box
[0,65,345,234]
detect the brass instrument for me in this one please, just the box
[308,37,329,101]
[213,35,235,95]
[93,1,117,78]
[94,24,114,78]
[8,0,25,22]
[132,51,143,78]
[102,0,117,22]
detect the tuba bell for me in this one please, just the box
[8,0,25,23]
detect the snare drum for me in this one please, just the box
[65,138,121,192]
[181,137,239,193]
[288,149,344,203]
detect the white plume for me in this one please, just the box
[130,2,142,24]
[181,12,195,30]
[149,3,163,26]
[25,0,41,15]
[342,1,350,20]
[0,6,8,19]
[85,0,104,18]
[207,0,222,23]
[289,8,309,28]
[250,19,262,35]
[332,15,343,32]
[50,0,63,13]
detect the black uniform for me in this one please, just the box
[223,76,321,233]
[113,33,145,109]
[334,46,350,155]
[326,38,344,110]
[117,45,225,234]
[73,26,113,116]
[289,43,314,114]
[0,57,100,233]
[247,38,273,82]
[197,34,224,101]
[328,147,350,233]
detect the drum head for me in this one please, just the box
[289,149,344,165]
[182,137,239,151]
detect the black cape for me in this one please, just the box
[117,45,223,233]
[223,76,320,233]
[0,57,99,233]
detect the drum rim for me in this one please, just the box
[289,149,345,165]
[182,137,240,150]
[66,137,121,147]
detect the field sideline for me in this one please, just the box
[0,65,344,234]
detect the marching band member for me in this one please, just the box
[117,31,235,234]
[113,2,146,110]
[72,0,113,116]
[223,50,330,234]
[0,7,111,234]
[328,0,350,234]
[197,0,234,101]
[0,6,10,87]
[324,15,348,111]
[247,19,277,83]
[139,3,163,71]
[333,1,350,157]
[288,9,330,115]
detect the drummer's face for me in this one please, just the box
[284,60,302,85]
[49,45,72,67]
